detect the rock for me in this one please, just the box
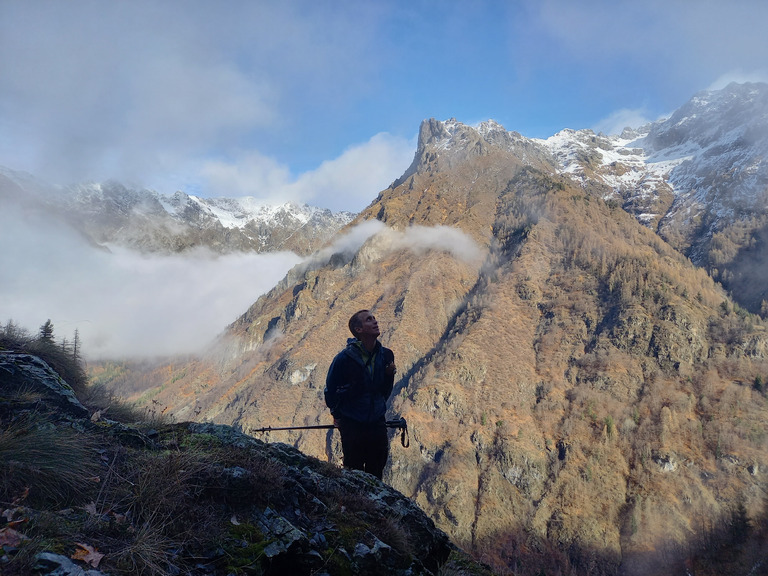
[0,352,88,419]
[34,552,107,576]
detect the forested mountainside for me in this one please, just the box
[96,83,768,575]
[541,82,768,315]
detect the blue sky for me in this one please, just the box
[2,0,767,212]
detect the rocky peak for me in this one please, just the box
[645,82,768,152]
[393,117,553,192]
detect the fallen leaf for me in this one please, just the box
[11,488,29,506]
[72,542,105,568]
[111,512,127,524]
[0,527,28,548]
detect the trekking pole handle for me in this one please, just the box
[386,417,409,448]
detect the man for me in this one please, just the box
[324,309,396,479]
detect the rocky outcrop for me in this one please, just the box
[1,353,487,576]
[0,352,88,420]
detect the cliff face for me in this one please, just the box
[113,117,768,574]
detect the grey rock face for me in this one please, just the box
[0,352,88,419]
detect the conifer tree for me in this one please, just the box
[73,328,82,362]
[39,319,55,344]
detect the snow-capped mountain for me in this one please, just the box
[538,82,768,257]
[397,82,768,312]
[0,172,354,255]
[532,82,768,311]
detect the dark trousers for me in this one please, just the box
[337,418,389,480]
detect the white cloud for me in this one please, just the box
[199,133,415,212]
[592,108,653,136]
[286,133,415,212]
[199,153,293,201]
[308,220,486,270]
[0,205,301,359]
[0,1,386,200]
[389,225,485,264]
[707,70,768,91]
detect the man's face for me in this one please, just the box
[355,312,380,339]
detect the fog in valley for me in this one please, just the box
[0,204,301,359]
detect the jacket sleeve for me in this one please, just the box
[380,347,395,399]
[324,355,339,415]
[324,353,349,416]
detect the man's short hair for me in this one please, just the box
[348,309,369,337]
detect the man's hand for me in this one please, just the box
[385,361,397,377]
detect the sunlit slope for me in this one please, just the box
[127,118,768,575]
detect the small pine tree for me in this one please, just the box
[72,328,82,362]
[39,319,55,344]
[0,319,31,349]
[730,500,750,545]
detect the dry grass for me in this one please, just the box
[0,414,101,507]
[109,523,176,576]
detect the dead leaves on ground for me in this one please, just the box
[72,542,105,568]
[0,526,29,548]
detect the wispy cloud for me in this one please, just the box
[200,133,415,212]
[385,225,486,264]
[708,70,768,91]
[519,0,768,135]
[592,109,654,136]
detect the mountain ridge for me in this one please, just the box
[0,170,354,256]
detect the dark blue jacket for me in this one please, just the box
[324,338,395,423]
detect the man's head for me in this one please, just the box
[348,309,380,339]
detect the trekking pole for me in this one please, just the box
[251,417,410,447]
[251,423,336,433]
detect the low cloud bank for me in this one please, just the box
[308,221,485,270]
[1,210,482,360]
[0,206,300,359]
[389,225,485,264]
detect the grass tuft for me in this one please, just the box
[0,414,100,507]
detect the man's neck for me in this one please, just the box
[359,336,377,353]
